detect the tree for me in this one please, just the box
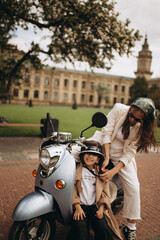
[95,81,111,106]
[129,76,148,103]
[0,0,141,99]
[148,84,160,110]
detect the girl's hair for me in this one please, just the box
[122,106,157,153]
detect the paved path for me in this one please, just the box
[0,137,160,240]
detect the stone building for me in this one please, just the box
[11,36,159,107]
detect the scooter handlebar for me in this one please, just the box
[47,113,55,132]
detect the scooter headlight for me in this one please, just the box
[40,147,62,170]
[40,149,50,167]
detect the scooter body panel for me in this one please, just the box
[35,145,76,225]
[12,190,54,221]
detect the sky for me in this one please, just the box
[10,0,160,78]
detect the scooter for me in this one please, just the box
[8,112,123,240]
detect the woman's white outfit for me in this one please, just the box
[101,103,141,220]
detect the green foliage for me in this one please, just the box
[0,105,109,138]
[72,99,77,109]
[148,84,160,110]
[28,99,33,107]
[95,81,111,105]
[129,77,160,110]
[0,0,141,98]
[129,76,148,103]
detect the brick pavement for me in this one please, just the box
[0,137,160,240]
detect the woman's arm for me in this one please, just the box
[99,161,124,182]
[101,143,110,171]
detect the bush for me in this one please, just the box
[29,99,33,107]
[72,100,77,109]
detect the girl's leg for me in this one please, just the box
[71,205,90,240]
[90,206,114,240]
[72,218,90,240]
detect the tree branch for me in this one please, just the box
[7,49,34,93]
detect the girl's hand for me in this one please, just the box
[95,209,104,219]
[73,205,86,220]
[95,204,105,219]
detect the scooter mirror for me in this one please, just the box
[92,112,107,128]
[80,112,107,137]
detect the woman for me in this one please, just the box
[100,97,157,240]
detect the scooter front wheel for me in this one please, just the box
[8,214,56,240]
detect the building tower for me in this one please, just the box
[135,35,152,80]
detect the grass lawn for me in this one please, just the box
[0,104,160,142]
[0,104,110,138]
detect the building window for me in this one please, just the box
[45,76,50,85]
[73,80,77,88]
[44,91,48,99]
[64,79,68,87]
[35,75,40,84]
[63,92,68,101]
[114,85,118,92]
[82,81,86,89]
[13,89,18,97]
[89,95,94,102]
[24,90,29,98]
[34,90,39,98]
[122,86,125,93]
[90,82,94,90]
[113,97,117,104]
[81,94,85,102]
[54,78,59,87]
[72,94,76,101]
[24,75,30,83]
[53,92,58,100]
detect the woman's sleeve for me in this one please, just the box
[101,103,119,144]
[119,139,137,166]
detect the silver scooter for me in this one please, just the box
[8,112,123,240]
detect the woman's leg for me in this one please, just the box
[116,160,140,239]
[117,160,141,220]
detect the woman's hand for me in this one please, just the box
[99,158,109,174]
[99,161,125,182]
[73,204,86,220]
[99,168,116,182]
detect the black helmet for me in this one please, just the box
[132,97,156,120]
[79,142,104,161]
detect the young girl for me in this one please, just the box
[71,141,122,240]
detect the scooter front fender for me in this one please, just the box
[12,190,54,221]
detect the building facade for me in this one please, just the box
[11,36,159,107]
[11,67,133,107]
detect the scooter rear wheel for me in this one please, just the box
[8,214,56,240]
